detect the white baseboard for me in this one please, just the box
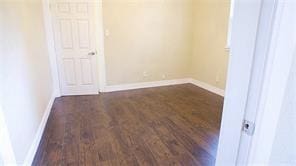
[189,79,225,96]
[103,78,225,97]
[23,90,58,166]
[103,79,191,92]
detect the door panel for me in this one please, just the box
[52,1,99,95]
[63,59,76,85]
[59,19,73,49]
[77,20,90,49]
[80,58,93,85]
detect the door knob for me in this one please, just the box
[88,51,96,56]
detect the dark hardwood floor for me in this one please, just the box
[33,84,224,166]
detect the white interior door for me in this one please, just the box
[51,0,99,96]
[216,0,277,165]
[215,0,263,164]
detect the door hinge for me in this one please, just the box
[242,120,255,136]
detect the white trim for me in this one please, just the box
[189,79,225,97]
[93,0,107,93]
[0,106,17,166]
[216,0,265,164]
[103,78,225,97]
[104,79,190,92]
[235,0,279,164]
[247,1,296,164]
[42,0,61,97]
[226,0,235,50]
[23,91,57,166]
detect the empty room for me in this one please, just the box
[1,0,296,166]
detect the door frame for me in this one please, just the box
[247,1,296,164]
[42,0,106,96]
[42,0,61,97]
[216,0,266,164]
[216,0,279,165]
[0,105,16,165]
[93,0,107,92]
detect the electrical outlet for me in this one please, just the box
[162,74,167,79]
[105,29,110,37]
[215,75,220,83]
[143,71,148,77]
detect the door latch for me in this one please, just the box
[88,51,97,56]
[242,120,255,136]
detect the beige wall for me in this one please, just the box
[191,0,230,89]
[103,0,193,85]
[103,0,230,89]
[0,0,53,164]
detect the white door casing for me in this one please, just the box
[217,0,287,165]
[235,0,278,164]
[247,1,296,164]
[51,0,99,96]
[0,105,16,165]
[215,0,264,165]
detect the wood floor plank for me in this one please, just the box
[33,84,224,166]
